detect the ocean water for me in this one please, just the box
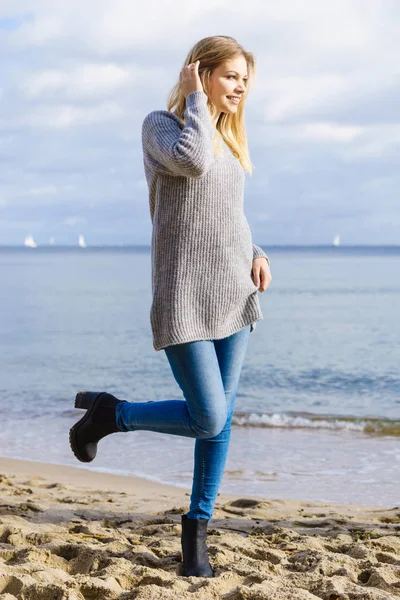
[0,246,399,507]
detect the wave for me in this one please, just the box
[231,411,400,436]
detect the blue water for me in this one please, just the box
[1,246,399,507]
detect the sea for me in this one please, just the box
[0,246,399,507]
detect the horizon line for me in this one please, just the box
[1,244,400,249]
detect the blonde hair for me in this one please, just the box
[166,36,256,175]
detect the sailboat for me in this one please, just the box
[24,235,37,248]
[78,234,87,248]
[332,234,341,247]
[49,237,55,246]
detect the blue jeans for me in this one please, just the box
[115,324,251,521]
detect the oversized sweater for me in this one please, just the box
[141,90,269,352]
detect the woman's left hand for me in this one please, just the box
[252,257,272,293]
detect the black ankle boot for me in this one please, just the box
[180,514,214,577]
[69,391,126,463]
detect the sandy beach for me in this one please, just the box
[0,457,398,599]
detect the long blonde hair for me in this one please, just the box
[166,36,256,175]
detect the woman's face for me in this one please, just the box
[207,55,248,115]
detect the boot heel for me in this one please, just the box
[75,391,103,410]
[70,391,123,463]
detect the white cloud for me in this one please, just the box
[360,176,397,193]
[22,101,124,129]
[257,122,363,146]
[64,217,86,226]
[341,124,400,160]
[254,121,400,162]
[296,123,363,143]
[6,0,224,53]
[261,75,348,123]
[0,219,46,230]
[25,185,58,196]
[133,178,148,190]
[22,63,134,99]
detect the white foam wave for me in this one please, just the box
[232,412,366,432]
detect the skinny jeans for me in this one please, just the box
[115,324,251,521]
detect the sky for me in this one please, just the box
[0,0,399,246]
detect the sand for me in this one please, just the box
[0,456,399,600]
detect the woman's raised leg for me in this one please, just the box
[116,337,229,439]
[70,337,230,463]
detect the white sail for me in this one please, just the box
[78,234,87,248]
[49,237,55,245]
[332,234,340,247]
[24,235,37,248]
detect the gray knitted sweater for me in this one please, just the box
[141,90,269,351]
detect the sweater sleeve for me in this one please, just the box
[142,90,215,178]
[253,244,270,266]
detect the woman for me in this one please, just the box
[69,35,272,578]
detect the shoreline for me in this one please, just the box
[0,454,393,512]
[1,456,399,599]
[0,455,242,513]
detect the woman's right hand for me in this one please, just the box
[179,60,205,98]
